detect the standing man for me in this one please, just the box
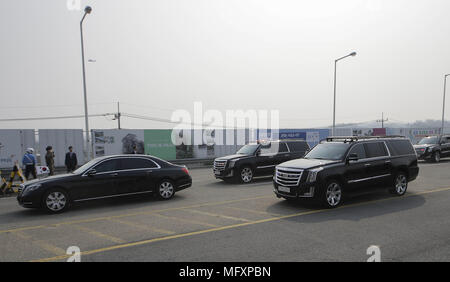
[45,146,55,176]
[65,146,78,173]
[22,148,37,180]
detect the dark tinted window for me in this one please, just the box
[278,143,289,153]
[443,136,450,144]
[305,142,350,160]
[348,144,366,159]
[387,140,415,156]
[94,159,120,173]
[364,142,388,158]
[121,158,158,170]
[287,141,309,152]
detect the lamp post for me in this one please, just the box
[332,51,357,136]
[80,6,92,159]
[442,74,450,135]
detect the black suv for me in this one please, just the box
[413,135,450,163]
[213,140,310,183]
[273,136,419,208]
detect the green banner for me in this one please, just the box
[144,130,176,160]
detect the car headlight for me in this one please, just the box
[229,160,238,168]
[427,147,433,152]
[306,167,323,183]
[23,183,42,194]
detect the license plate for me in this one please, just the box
[214,170,221,175]
[278,186,290,193]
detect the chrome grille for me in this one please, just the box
[275,167,303,187]
[213,160,227,171]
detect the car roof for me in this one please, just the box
[324,136,409,143]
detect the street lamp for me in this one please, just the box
[332,51,357,136]
[80,6,92,160]
[442,74,450,135]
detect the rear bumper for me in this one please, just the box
[176,177,192,191]
[408,166,419,182]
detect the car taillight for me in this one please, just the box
[182,167,189,175]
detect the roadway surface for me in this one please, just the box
[0,160,449,262]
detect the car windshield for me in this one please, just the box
[418,136,438,145]
[72,159,98,174]
[236,144,259,155]
[304,143,350,161]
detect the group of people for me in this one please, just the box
[0,146,78,195]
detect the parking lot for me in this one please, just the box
[0,160,449,262]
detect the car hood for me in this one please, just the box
[277,158,339,170]
[215,154,253,161]
[23,173,79,186]
[413,144,433,149]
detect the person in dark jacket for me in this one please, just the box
[45,146,55,176]
[65,146,78,173]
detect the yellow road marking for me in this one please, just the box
[73,225,126,244]
[0,195,271,234]
[152,213,219,228]
[184,209,253,222]
[225,206,283,217]
[15,232,65,256]
[32,186,450,262]
[107,218,175,235]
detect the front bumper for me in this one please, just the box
[273,180,316,199]
[17,193,41,208]
[213,168,235,179]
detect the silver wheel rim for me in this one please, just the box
[241,168,253,183]
[326,183,341,207]
[159,182,174,199]
[395,174,407,194]
[435,152,440,162]
[45,191,66,212]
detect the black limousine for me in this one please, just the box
[17,155,192,213]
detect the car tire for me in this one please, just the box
[432,151,441,163]
[157,180,175,200]
[320,180,343,208]
[42,188,70,213]
[389,172,408,196]
[239,166,254,183]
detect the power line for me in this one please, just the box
[0,113,115,122]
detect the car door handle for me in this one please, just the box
[146,170,153,175]
[364,163,371,167]
[385,160,391,164]
[110,173,119,177]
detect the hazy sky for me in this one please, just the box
[1,0,450,130]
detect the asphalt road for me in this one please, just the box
[0,160,449,262]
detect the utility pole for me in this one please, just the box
[376,112,388,128]
[114,101,121,129]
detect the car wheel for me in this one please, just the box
[432,151,440,163]
[390,172,408,196]
[158,180,175,200]
[42,189,69,213]
[321,180,343,208]
[239,166,253,183]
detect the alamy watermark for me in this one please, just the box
[170,102,280,147]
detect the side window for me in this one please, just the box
[287,141,309,152]
[348,144,366,159]
[94,159,120,173]
[121,158,158,170]
[444,137,450,144]
[260,143,278,155]
[278,143,289,153]
[387,140,415,156]
[364,142,388,158]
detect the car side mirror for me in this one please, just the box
[87,169,97,176]
[255,150,261,156]
[347,153,358,163]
